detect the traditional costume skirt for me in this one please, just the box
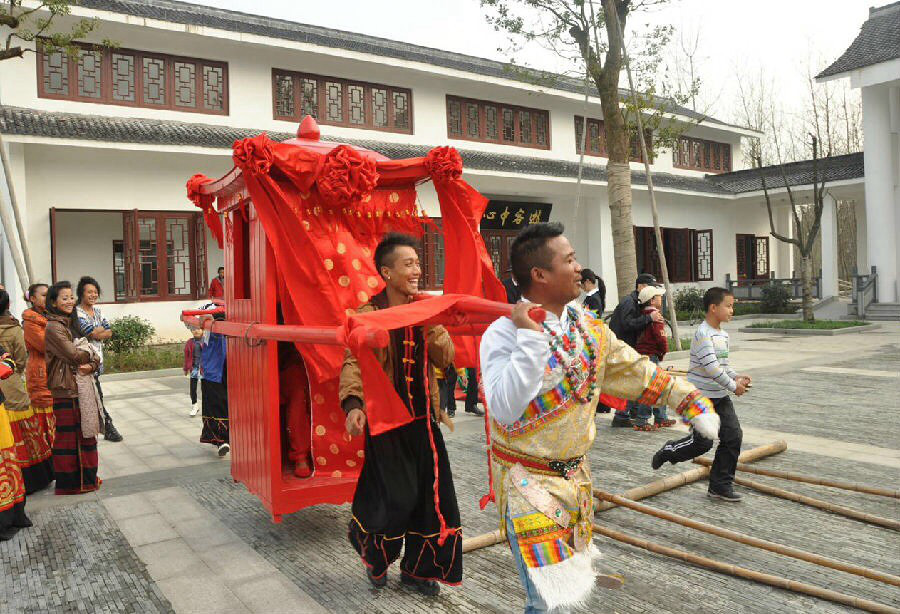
[348,416,462,585]
[0,405,27,533]
[7,405,54,493]
[51,397,99,495]
[200,379,229,445]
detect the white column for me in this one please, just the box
[862,85,898,302]
[820,193,839,298]
[775,204,793,278]
[591,195,618,304]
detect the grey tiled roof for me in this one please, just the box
[78,0,747,131]
[0,106,733,194]
[707,152,864,193]
[817,2,900,78]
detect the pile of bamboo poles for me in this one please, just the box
[462,440,900,612]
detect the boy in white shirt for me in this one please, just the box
[651,287,751,502]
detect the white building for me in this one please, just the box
[0,0,871,338]
[817,0,900,319]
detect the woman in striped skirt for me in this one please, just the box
[44,281,101,496]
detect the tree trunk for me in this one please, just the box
[800,254,815,322]
[599,0,637,300]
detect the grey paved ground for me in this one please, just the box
[2,324,899,613]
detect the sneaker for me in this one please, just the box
[651,447,672,470]
[366,567,387,589]
[104,422,123,442]
[400,573,440,596]
[465,406,485,417]
[190,403,200,417]
[217,443,230,457]
[708,487,742,502]
[610,414,633,428]
[447,409,455,418]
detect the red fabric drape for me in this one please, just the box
[186,174,224,248]
[190,134,506,436]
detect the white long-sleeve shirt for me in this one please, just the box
[480,306,570,426]
[687,321,737,398]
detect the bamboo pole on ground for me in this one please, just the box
[462,529,503,554]
[691,458,900,498]
[595,490,900,587]
[729,476,900,531]
[592,523,900,614]
[595,440,787,512]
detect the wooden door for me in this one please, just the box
[736,234,754,280]
[121,210,140,302]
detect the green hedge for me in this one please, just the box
[104,343,182,374]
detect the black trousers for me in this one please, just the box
[659,396,742,492]
[439,366,457,413]
[189,377,199,404]
[465,367,479,411]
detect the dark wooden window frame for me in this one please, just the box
[735,233,769,280]
[49,208,209,304]
[446,95,551,150]
[36,41,229,115]
[672,136,732,173]
[271,68,413,134]
[634,226,714,283]
[574,115,652,163]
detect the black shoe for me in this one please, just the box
[708,487,743,502]
[465,406,484,417]
[401,573,440,596]
[447,409,455,418]
[596,406,611,414]
[651,447,671,470]
[366,567,387,589]
[13,514,32,529]
[0,525,20,541]
[610,414,633,428]
[104,421,123,442]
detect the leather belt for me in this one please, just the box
[491,444,584,480]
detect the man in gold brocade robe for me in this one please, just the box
[480,223,719,614]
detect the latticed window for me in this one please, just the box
[672,136,732,173]
[574,116,649,162]
[634,226,714,283]
[37,41,228,114]
[272,69,413,134]
[418,219,445,291]
[447,96,550,149]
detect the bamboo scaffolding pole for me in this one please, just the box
[729,476,900,532]
[595,440,787,512]
[594,490,900,587]
[691,457,900,498]
[592,523,900,614]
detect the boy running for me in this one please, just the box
[651,287,751,502]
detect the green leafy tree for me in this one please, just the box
[481,0,701,299]
[0,0,111,61]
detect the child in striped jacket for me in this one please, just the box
[651,287,751,502]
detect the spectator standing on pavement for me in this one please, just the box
[183,327,204,417]
[209,267,225,300]
[199,307,229,456]
[631,285,676,430]
[0,289,54,494]
[607,273,664,427]
[22,284,56,481]
[579,268,606,316]
[74,277,122,442]
[45,281,101,495]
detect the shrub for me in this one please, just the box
[760,283,793,314]
[107,315,156,354]
[103,344,182,373]
[673,287,704,313]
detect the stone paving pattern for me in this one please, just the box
[1,501,173,614]
[2,326,899,613]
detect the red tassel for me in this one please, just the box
[478,397,496,510]
[422,335,451,546]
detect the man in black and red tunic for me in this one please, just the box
[339,233,461,596]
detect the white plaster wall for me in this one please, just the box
[0,16,750,177]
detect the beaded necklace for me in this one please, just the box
[541,306,600,403]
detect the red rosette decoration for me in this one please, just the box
[315,145,378,209]
[186,173,224,248]
[425,146,463,181]
[232,135,274,175]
